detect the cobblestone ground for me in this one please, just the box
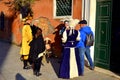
[0,41,119,80]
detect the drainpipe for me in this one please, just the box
[82,0,90,24]
[83,0,85,20]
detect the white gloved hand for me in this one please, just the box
[38,52,44,58]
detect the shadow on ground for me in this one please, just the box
[44,57,60,77]
[0,41,12,71]
[16,73,26,80]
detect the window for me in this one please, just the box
[53,0,73,19]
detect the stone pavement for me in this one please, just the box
[0,40,120,80]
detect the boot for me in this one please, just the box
[23,60,30,69]
[36,72,42,76]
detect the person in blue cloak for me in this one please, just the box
[59,19,81,79]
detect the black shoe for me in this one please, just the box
[89,66,95,70]
[80,74,84,76]
[33,71,37,75]
[23,66,31,70]
[28,65,32,69]
[36,72,42,76]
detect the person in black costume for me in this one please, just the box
[29,27,45,76]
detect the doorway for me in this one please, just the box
[111,0,120,73]
[95,0,120,73]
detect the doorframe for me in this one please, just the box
[82,0,96,62]
[82,0,90,24]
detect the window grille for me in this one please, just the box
[54,0,73,18]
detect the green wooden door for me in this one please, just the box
[94,0,112,69]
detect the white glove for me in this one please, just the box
[38,51,45,58]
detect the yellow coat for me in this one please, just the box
[20,24,33,60]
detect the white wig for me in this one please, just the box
[69,19,79,29]
[69,19,79,35]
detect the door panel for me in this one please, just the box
[95,0,112,69]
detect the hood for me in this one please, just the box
[80,26,92,34]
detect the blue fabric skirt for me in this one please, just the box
[59,47,81,79]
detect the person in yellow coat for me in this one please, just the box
[20,18,33,69]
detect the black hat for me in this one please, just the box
[78,20,87,24]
